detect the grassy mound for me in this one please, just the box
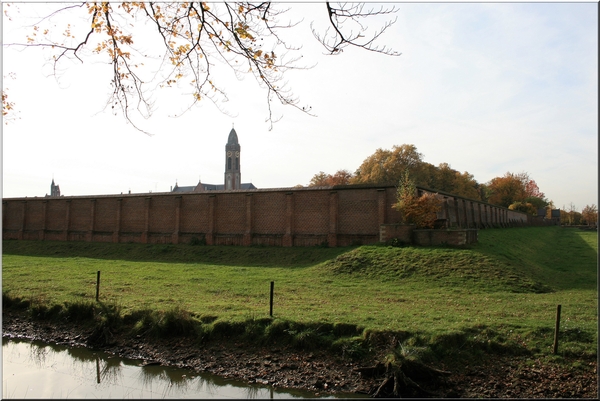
[322,245,552,293]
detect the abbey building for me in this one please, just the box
[172,128,256,193]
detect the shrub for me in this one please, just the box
[509,201,537,215]
[393,170,441,229]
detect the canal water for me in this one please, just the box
[2,338,362,399]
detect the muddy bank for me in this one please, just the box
[2,310,598,398]
[2,310,382,397]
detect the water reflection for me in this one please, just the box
[2,338,361,399]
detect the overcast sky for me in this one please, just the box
[2,2,597,211]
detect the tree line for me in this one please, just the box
[561,204,598,227]
[306,144,598,225]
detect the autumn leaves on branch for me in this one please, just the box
[3,2,400,132]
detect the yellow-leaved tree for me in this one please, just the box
[393,169,441,229]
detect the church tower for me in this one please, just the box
[224,127,241,190]
[50,179,61,197]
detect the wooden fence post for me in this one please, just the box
[553,304,561,354]
[270,281,274,317]
[96,271,101,302]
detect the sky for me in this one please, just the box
[2,2,598,211]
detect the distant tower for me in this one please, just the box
[224,127,241,190]
[50,178,61,197]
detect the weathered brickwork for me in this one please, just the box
[94,197,118,233]
[69,199,92,232]
[3,185,536,247]
[412,229,479,247]
[253,192,286,234]
[46,200,66,232]
[180,195,210,234]
[120,196,146,234]
[25,201,44,232]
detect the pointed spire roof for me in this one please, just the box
[227,128,239,145]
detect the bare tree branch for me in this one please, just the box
[3,2,400,132]
[313,2,401,56]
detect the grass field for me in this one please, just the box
[2,226,597,364]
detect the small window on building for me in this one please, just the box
[235,157,239,170]
[228,157,232,169]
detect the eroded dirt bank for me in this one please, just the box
[2,310,597,398]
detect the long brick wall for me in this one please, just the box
[2,185,532,247]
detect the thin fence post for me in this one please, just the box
[270,281,274,317]
[96,271,101,302]
[96,356,101,384]
[553,304,561,354]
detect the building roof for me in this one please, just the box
[171,182,257,193]
[200,183,224,191]
[172,184,197,193]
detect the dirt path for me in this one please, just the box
[2,310,597,398]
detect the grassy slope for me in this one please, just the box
[2,226,597,359]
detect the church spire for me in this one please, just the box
[227,127,239,146]
[225,127,241,190]
[50,178,61,197]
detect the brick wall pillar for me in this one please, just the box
[454,198,461,228]
[328,191,338,247]
[463,199,469,228]
[172,196,181,244]
[87,199,96,242]
[481,204,486,227]
[442,197,449,227]
[484,204,490,227]
[141,197,151,243]
[113,198,122,243]
[18,201,26,240]
[207,195,216,245]
[377,189,387,226]
[41,200,47,241]
[243,193,253,246]
[470,201,476,228]
[283,192,294,247]
[64,200,71,241]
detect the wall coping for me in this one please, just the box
[2,183,528,218]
